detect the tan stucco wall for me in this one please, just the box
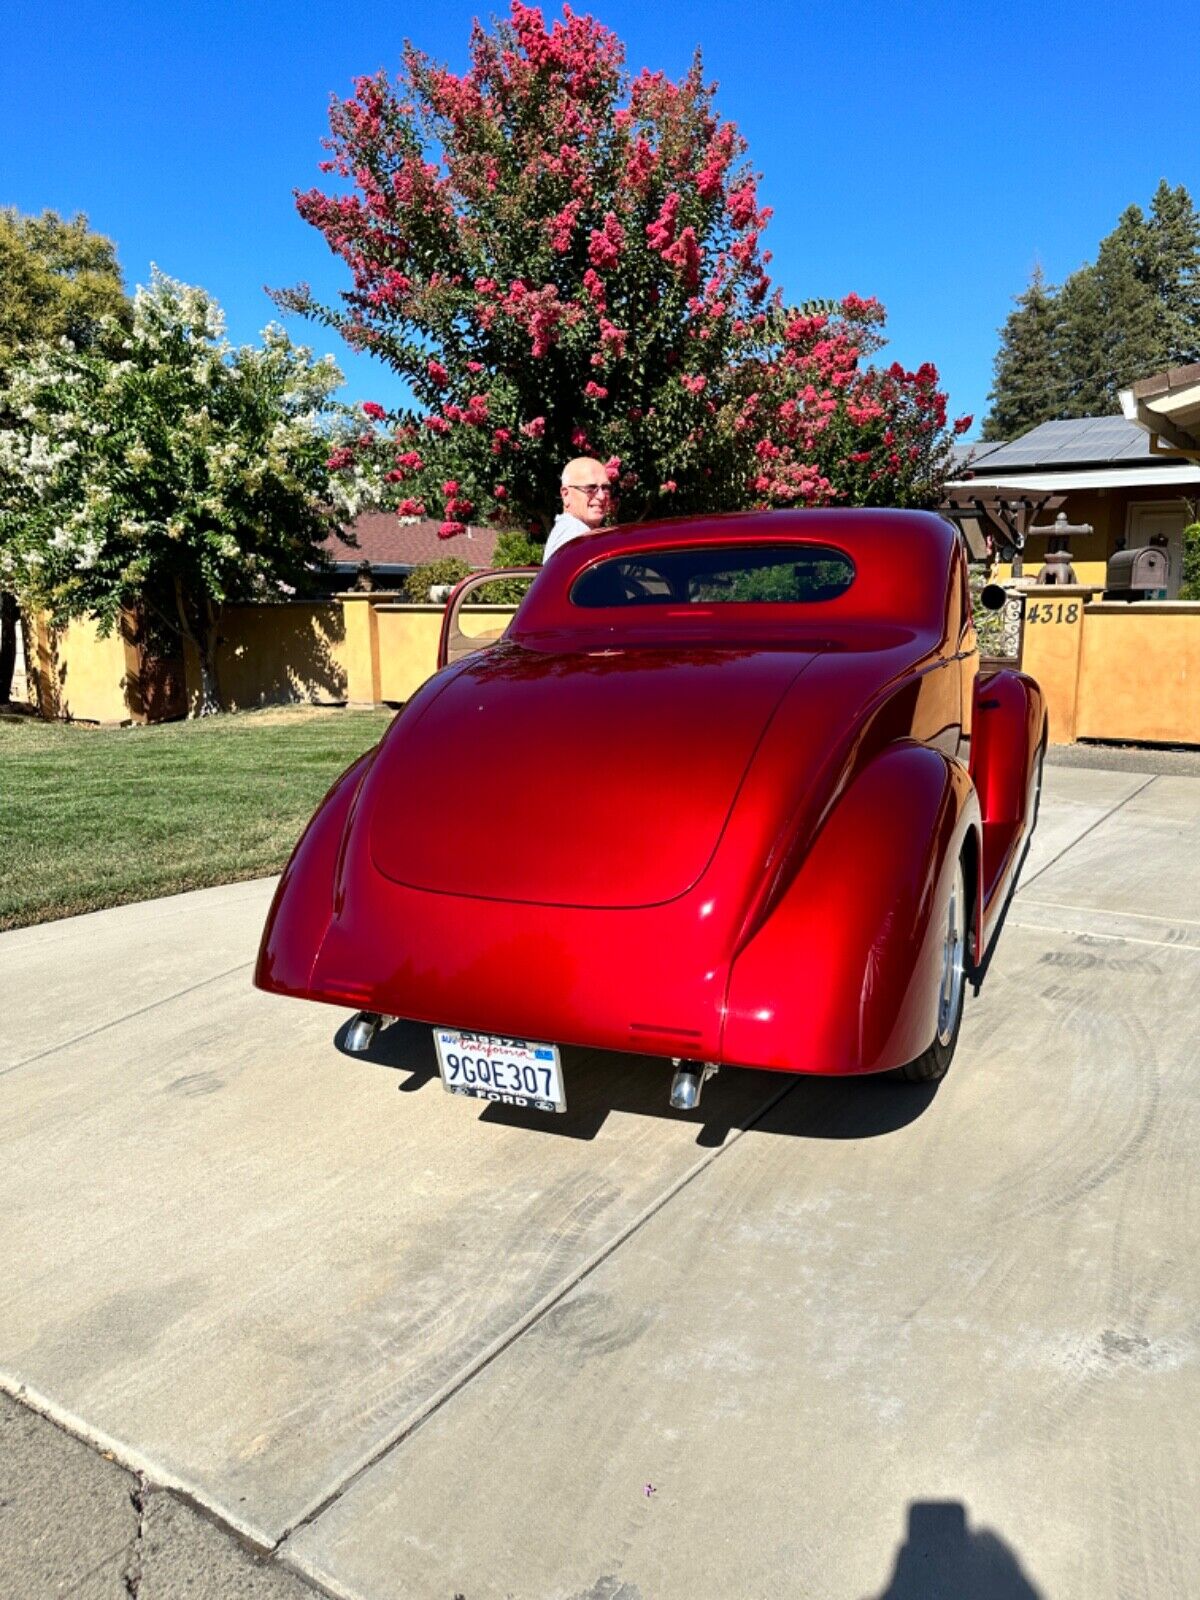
[371,605,517,703]
[192,603,351,714]
[1076,604,1200,744]
[375,606,444,704]
[1017,588,1200,745]
[30,612,136,723]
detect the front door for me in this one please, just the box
[1126,501,1190,597]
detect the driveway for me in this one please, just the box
[1,762,1197,1598]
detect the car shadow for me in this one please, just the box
[336,1018,940,1145]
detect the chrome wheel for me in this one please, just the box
[936,857,966,1047]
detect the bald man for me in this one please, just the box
[542,457,615,563]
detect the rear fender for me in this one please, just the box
[254,749,377,998]
[971,668,1045,827]
[970,668,1046,922]
[721,742,980,1075]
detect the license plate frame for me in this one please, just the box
[432,1028,566,1113]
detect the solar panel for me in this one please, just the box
[975,416,1158,468]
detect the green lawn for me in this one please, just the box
[0,706,395,931]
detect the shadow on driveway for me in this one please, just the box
[335,1016,939,1146]
[866,1501,1043,1599]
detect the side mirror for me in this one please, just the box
[979,583,1008,612]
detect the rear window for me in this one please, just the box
[570,544,855,608]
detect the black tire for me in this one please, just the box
[897,852,968,1084]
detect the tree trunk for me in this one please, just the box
[174,578,223,716]
[0,591,18,705]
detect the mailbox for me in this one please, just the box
[1105,546,1169,601]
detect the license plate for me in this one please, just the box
[433,1028,566,1113]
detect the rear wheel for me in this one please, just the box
[897,853,967,1083]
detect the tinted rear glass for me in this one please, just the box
[570,544,855,607]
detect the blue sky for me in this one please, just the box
[4,0,1198,438]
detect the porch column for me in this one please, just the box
[340,593,386,708]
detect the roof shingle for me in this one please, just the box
[323,513,501,570]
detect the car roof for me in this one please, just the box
[512,508,959,642]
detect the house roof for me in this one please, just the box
[1121,363,1200,458]
[949,440,1008,472]
[323,514,501,571]
[967,416,1173,469]
[947,414,1200,492]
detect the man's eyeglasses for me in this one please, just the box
[566,482,613,499]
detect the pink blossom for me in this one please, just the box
[659,479,677,494]
[521,416,546,438]
[326,446,355,471]
[396,451,423,472]
[587,211,625,271]
[680,373,707,394]
[662,226,701,290]
[438,520,467,539]
[361,401,387,420]
[598,319,627,359]
[584,380,608,399]
[605,457,620,480]
[427,359,450,387]
[396,498,426,517]
[646,193,681,253]
[548,198,583,253]
[726,181,758,229]
[494,484,507,499]
[571,426,591,448]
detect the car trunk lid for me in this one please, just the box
[367,642,820,908]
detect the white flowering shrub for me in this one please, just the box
[0,269,353,711]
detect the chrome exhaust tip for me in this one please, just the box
[345,1011,385,1053]
[669,1060,718,1111]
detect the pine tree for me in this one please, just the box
[1093,205,1168,407]
[983,181,1200,438]
[1054,264,1107,418]
[1145,180,1200,364]
[981,266,1062,441]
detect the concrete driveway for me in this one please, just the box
[1,762,1197,1598]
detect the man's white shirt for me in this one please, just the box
[542,511,592,563]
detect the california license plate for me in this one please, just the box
[433,1029,566,1113]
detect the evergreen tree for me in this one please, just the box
[1145,180,1200,364]
[983,180,1200,439]
[1093,205,1168,407]
[981,266,1061,441]
[1054,264,1107,417]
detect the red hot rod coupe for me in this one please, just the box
[255,509,1044,1113]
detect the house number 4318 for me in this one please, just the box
[1026,602,1080,624]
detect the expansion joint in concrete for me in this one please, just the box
[123,1474,148,1598]
[272,1074,801,1553]
[1018,773,1158,893]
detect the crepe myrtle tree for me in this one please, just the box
[0,270,354,714]
[282,2,969,545]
